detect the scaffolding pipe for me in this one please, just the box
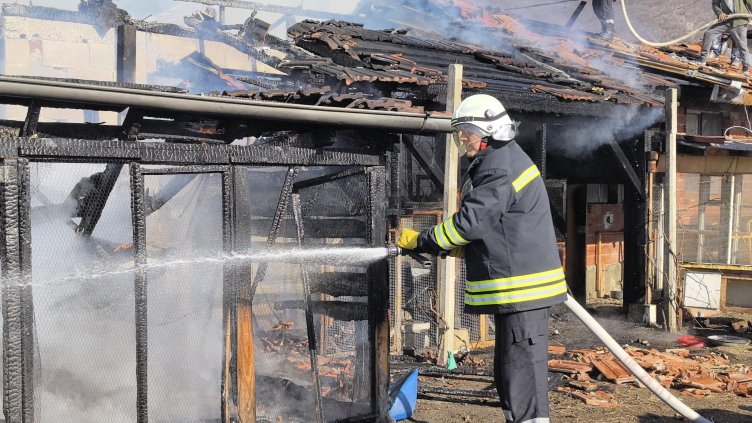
[0,76,452,133]
[564,294,711,423]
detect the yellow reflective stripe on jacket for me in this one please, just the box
[443,216,469,246]
[464,280,567,305]
[512,165,541,192]
[465,268,565,293]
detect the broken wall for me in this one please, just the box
[0,15,119,124]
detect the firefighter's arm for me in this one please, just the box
[418,168,513,253]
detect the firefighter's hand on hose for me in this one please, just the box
[396,229,419,250]
[719,12,728,22]
[448,247,464,258]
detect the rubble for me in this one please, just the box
[548,345,752,399]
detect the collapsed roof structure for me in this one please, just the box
[0,1,751,422]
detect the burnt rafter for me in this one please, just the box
[607,138,645,201]
[20,100,41,137]
[75,163,124,237]
[403,135,444,190]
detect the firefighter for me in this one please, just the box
[697,0,752,76]
[592,0,616,41]
[397,94,567,423]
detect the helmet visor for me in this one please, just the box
[451,123,488,145]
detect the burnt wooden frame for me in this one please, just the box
[0,137,389,423]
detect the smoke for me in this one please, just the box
[549,105,663,158]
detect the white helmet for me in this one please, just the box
[451,94,517,141]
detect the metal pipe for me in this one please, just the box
[564,294,711,423]
[0,76,452,133]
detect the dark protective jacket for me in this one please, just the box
[713,0,752,27]
[417,140,567,314]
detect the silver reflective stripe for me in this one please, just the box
[433,225,452,250]
[464,282,567,305]
[519,418,550,423]
[503,410,513,421]
[465,269,565,292]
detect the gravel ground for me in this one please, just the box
[398,303,752,422]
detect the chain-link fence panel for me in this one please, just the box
[242,166,376,422]
[142,171,225,422]
[675,173,752,266]
[29,162,136,423]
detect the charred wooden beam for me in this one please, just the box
[20,100,40,137]
[308,272,368,297]
[608,139,645,201]
[76,163,124,236]
[403,135,444,190]
[292,167,365,190]
[565,1,588,28]
[418,385,499,399]
[1,159,35,423]
[130,164,148,423]
[273,300,368,321]
[250,217,366,239]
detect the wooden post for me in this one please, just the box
[697,175,710,262]
[437,64,462,364]
[664,88,678,333]
[721,174,736,265]
[233,168,256,422]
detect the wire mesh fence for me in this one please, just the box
[30,162,136,422]
[389,212,491,357]
[675,173,752,266]
[16,160,384,423]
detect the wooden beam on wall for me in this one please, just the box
[437,64,462,365]
[664,88,678,333]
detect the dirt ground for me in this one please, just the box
[397,303,752,423]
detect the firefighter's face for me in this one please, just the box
[453,124,485,158]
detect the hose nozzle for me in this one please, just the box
[386,245,433,268]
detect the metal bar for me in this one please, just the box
[130,163,148,422]
[1,159,24,423]
[0,76,452,133]
[607,138,645,201]
[403,135,444,190]
[77,163,125,236]
[366,167,389,421]
[291,192,324,423]
[565,1,588,28]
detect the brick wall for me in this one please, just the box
[134,32,283,85]
[0,16,118,124]
[584,202,624,299]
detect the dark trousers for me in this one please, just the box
[592,0,615,21]
[494,308,550,423]
[702,22,750,67]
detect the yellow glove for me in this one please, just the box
[448,247,464,258]
[396,229,419,250]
